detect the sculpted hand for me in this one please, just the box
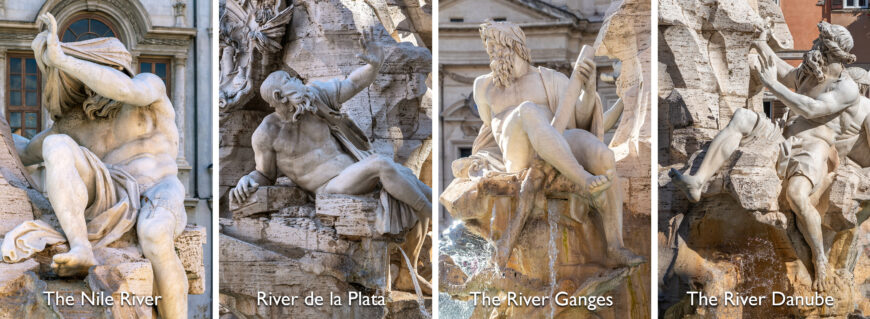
[573,58,595,85]
[230,175,259,206]
[752,52,778,87]
[38,13,65,68]
[356,27,384,67]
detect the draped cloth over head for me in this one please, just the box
[32,33,133,120]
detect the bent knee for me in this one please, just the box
[729,108,759,130]
[43,134,79,161]
[368,154,397,173]
[137,215,176,245]
[786,178,812,209]
[517,101,541,117]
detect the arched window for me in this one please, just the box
[60,15,117,42]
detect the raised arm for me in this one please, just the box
[754,53,857,119]
[37,14,165,107]
[338,30,385,103]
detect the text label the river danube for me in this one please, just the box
[688,291,835,307]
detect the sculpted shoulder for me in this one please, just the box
[252,113,282,147]
[473,73,494,98]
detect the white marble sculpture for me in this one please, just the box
[468,21,642,267]
[0,13,189,318]
[670,22,870,292]
[229,32,433,289]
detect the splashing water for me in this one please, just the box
[547,201,560,318]
[439,222,494,319]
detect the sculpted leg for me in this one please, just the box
[786,176,827,292]
[323,154,432,219]
[565,129,643,267]
[43,134,97,277]
[138,179,188,319]
[515,102,609,195]
[670,108,759,202]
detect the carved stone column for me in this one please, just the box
[173,54,191,196]
[0,48,6,117]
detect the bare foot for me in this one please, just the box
[606,247,646,268]
[669,168,703,203]
[812,258,827,292]
[586,174,611,198]
[51,246,97,277]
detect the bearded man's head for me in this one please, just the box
[801,22,855,82]
[260,71,316,123]
[479,21,531,88]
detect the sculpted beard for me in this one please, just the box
[800,49,826,82]
[489,44,515,88]
[275,93,315,123]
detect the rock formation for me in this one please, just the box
[659,0,870,317]
[218,0,433,318]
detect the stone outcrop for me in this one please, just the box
[658,0,870,317]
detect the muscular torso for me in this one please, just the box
[785,73,870,163]
[52,99,179,189]
[479,70,552,142]
[263,113,356,192]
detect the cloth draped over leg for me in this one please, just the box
[308,79,418,235]
[1,147,139,263]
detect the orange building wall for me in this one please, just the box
[780,0,870,66]
[781,0,825,51]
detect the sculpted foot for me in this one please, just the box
[606,247,645,268]
[812,258,828,292]
[51,246,97,277]
[669,168,703,203]
[586,174,611,199]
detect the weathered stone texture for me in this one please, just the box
[658,0,870,317]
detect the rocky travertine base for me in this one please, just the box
[440,172,648,318]
[662,135,869,318]
[220,186,430,318]
[0,225,206,318]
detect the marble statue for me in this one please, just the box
[0,13,189,318]
[468,21,641,267]
[670,22,870,292]
[219,0,293,112]
[229,32,433,290]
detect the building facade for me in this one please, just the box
[0,1,213,316]
[439,0,620,217]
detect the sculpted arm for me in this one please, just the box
[250,123,278,185]
[230,121,277,204]
[473,76,492,127]
[754,53,855,119]
[37,14,166,108]
[17,127,56,166]
[338,33,385,103]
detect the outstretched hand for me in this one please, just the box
[356,27,384,67]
